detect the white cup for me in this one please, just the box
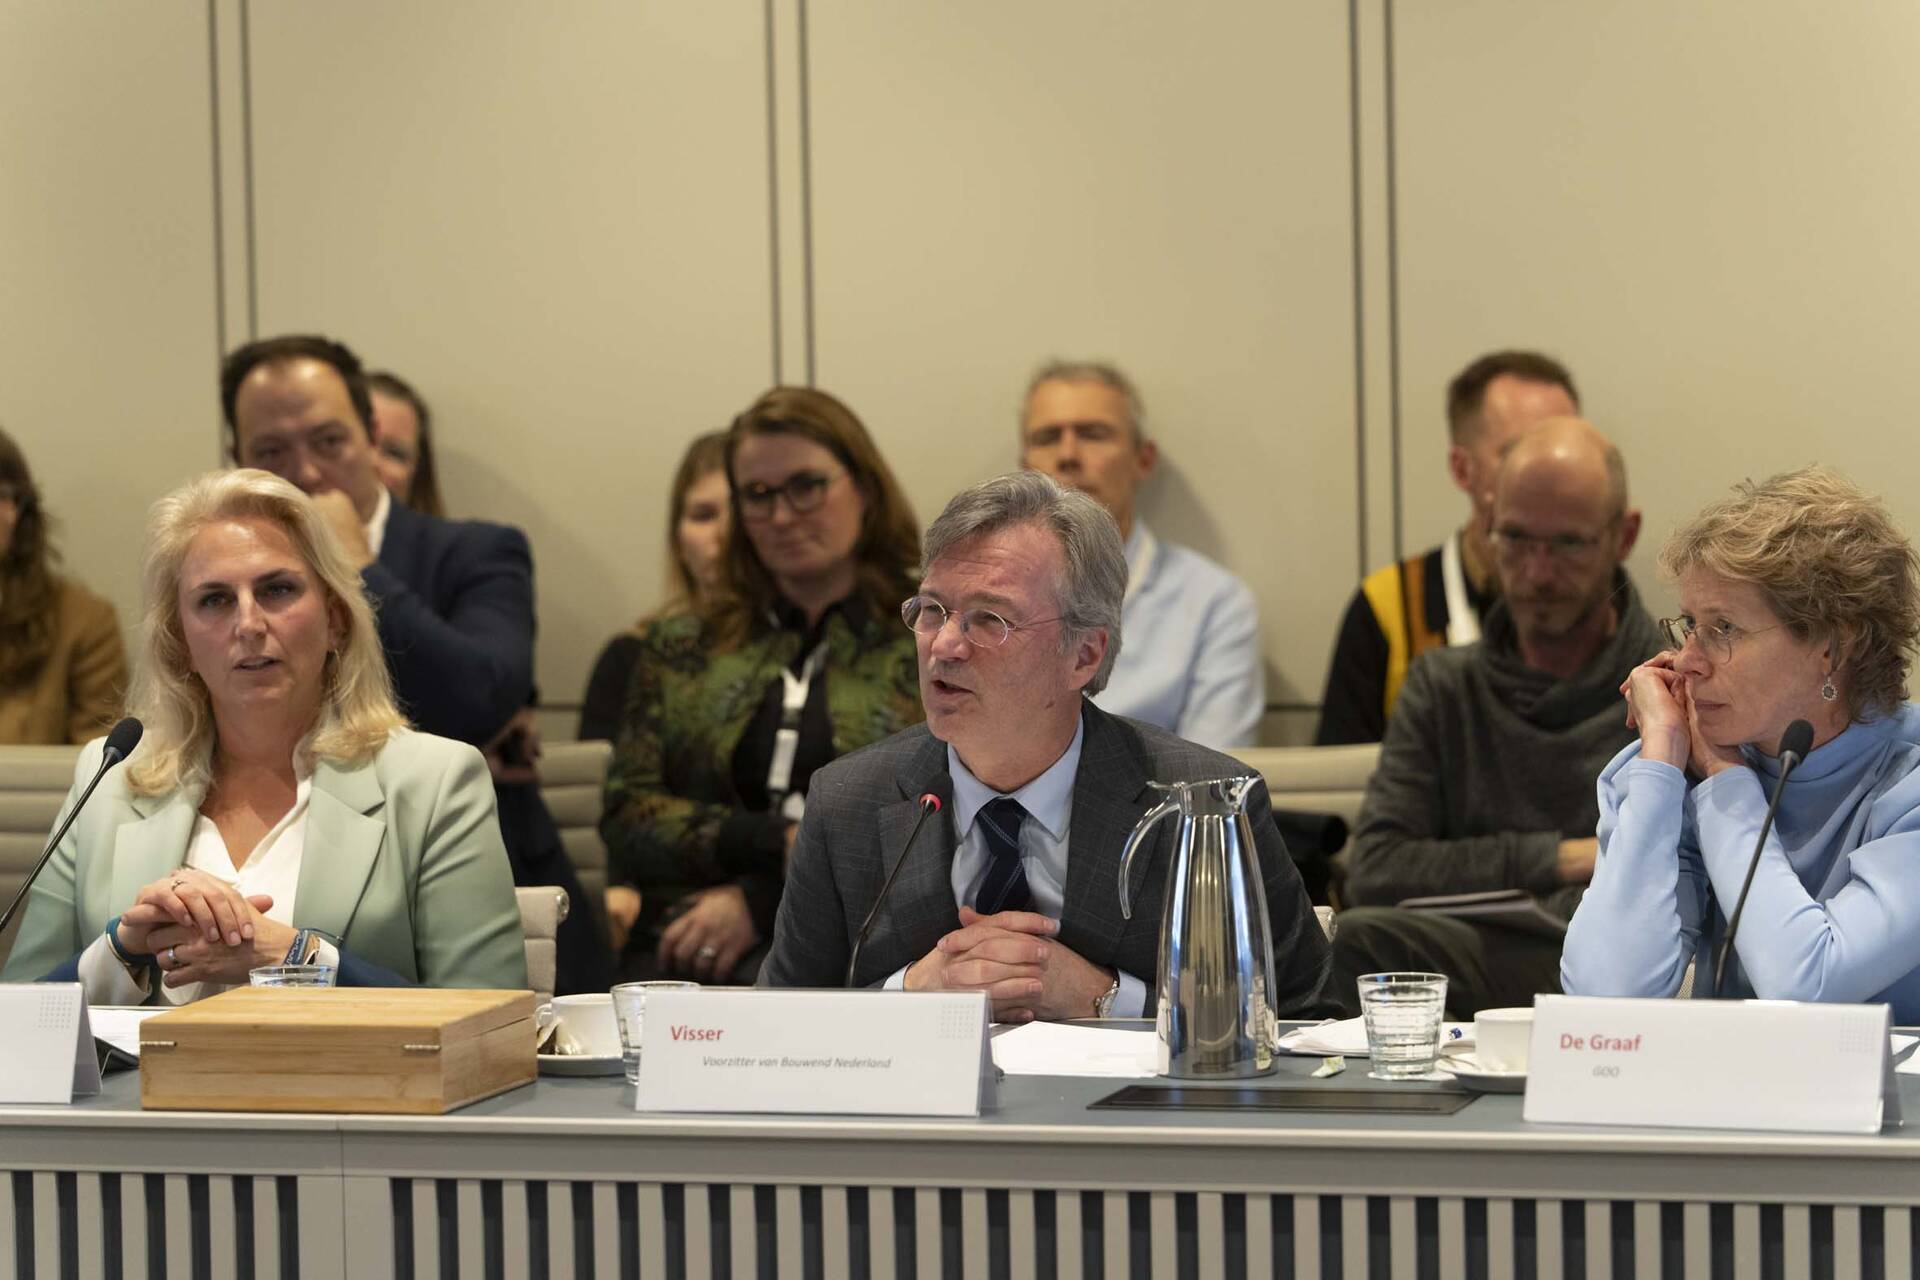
[550,993,621,1058]
[1474,1006,1534,1072]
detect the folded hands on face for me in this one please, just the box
[1620,651,1742,779]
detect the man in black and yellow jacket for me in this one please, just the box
[1315,349,1582,745]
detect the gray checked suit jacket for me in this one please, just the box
[759,701,1338,1018]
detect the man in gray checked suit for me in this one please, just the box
[761,471,1336,1022]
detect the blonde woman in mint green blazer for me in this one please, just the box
[0,468,524,998]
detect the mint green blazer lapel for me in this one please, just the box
[296,756,388,941]
[109,791,199,917]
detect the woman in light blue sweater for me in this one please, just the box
[1562,466,1920,1019]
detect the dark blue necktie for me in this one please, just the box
[973,796,1032,914]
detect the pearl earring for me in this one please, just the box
[1821,676,1838,702]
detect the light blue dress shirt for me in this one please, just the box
[885,717,1148,1017]
[1092,521,1264,750]
[1563,703,1920,1021]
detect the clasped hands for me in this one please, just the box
[904,906,1115,1024]
[1620,651,1742,779]
[113,867,296,989]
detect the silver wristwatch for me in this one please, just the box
[1092,973,1121,1019]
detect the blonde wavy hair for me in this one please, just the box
[126,470,405,796]
[1659,465,1920,720]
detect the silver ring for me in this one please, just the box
[165,946,178,969]
[696,945,718,961]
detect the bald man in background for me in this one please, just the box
[1316,351,1581,744]
[1331,419,1662,1016]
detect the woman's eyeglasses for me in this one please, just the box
[737,470,841,521]
[1658,614,1782,662]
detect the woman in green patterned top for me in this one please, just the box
[600,387,923,982]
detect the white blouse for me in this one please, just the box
[76,771,340,1005]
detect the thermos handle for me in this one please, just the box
[1118,791,1184,920]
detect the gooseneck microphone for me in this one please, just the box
[0,717,144,944]
[845,793,943,988]
[1711,718,1815,998]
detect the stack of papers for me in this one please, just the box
[90,1007,166,1059]
[989,1022,1159,1078]
[1277,1016,1473,1057]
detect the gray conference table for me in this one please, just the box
[4,1029,1920,1280]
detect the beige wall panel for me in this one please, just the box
[1393,1,1920,625]
[0,2,220,659]
[246,1,772,713]
[806,1,1359,709]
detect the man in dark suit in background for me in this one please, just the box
[219,334,612,993]
[761,470,1335,1021]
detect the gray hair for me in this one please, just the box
[1022,359,1149,447]
[921,471,1126,694]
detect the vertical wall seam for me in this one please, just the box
[1347,0,1368,579]
[206,0,227,368]
[239,0,258,341]
[206,0,226,433]
[763,0,784,386]
[1383,0,1404,564]
[797,0,816,387]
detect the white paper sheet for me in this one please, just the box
[1276,1015,1473,1057]
[89,1006,166,1060]
[989,1022,1160,1077]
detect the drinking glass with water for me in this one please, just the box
[1356,972,1448,1079]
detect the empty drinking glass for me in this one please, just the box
[249,964,336,988]
[611,980,698,1084]
[1356,972,1447,1079]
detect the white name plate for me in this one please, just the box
[0,983,102,1104]
[634,989,994,1117]
[1525,995,1899,1134]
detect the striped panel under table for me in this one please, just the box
[336,1178,1920,1280]
[1,1169,326,1280]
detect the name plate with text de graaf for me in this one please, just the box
[1524,994,1900,1134]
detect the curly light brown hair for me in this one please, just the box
[1659,465,1919,720]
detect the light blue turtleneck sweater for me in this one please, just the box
[1563,702,1920,1021]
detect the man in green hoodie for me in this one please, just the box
[1332,418,1663,1016]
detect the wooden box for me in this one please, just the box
[139,987,537,1114]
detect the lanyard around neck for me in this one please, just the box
[766,641,828,804]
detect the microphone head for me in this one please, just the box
[1779,719,1815,765]
[102,717,144,764]
[918,792,943,812]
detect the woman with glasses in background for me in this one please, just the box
[0,426,128,744]
[1564,466,1920,1018]
[599,388,922,982]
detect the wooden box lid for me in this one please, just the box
[139,987,537,1114]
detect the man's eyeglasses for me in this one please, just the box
[737,470,842,521]
[1488,517,1618,563]
[1658,614,1782,663]
[900,595,1061,647]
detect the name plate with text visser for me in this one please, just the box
[634,989,994,1117]
[1524,995,1900,1134]
[0,983,101,1104]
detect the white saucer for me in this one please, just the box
[1436,1054,1526,1093]
[538,1053,624,1077]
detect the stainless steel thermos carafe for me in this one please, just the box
[1117,776,1278,1078]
